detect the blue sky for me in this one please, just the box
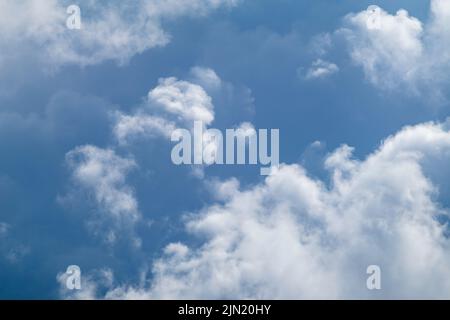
[1,0,450,299]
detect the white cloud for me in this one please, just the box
[149,77,215,125]
[65,145,140,245]
[113,68,257,152]
[205,177,240,201]
[114,75,216,145]
[112,69,257,181]
[97,120,450,299]
[113,113,176,145]
[339,1,450,95]
[0,0,239,69]
[340,5,422,90]
[189,67,223,91]
[304,59,339,80]
[234,121,256,137]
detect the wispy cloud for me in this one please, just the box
[0,0,240,69]
[303,59,339,80]
[65,145,140,246]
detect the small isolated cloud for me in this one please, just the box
[65,145,140,245]
[303,59,339,80]
[82,120,450,299]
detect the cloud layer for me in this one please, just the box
[90,120,450,299]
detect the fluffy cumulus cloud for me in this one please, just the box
[339,0,450,95]
[65,145,140,245]
[0,0,239,69]
[113,67,255,147]
[113,69,257,179]
[90,121,450,299]
[149,77,215,125]
[113,73,215,145]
